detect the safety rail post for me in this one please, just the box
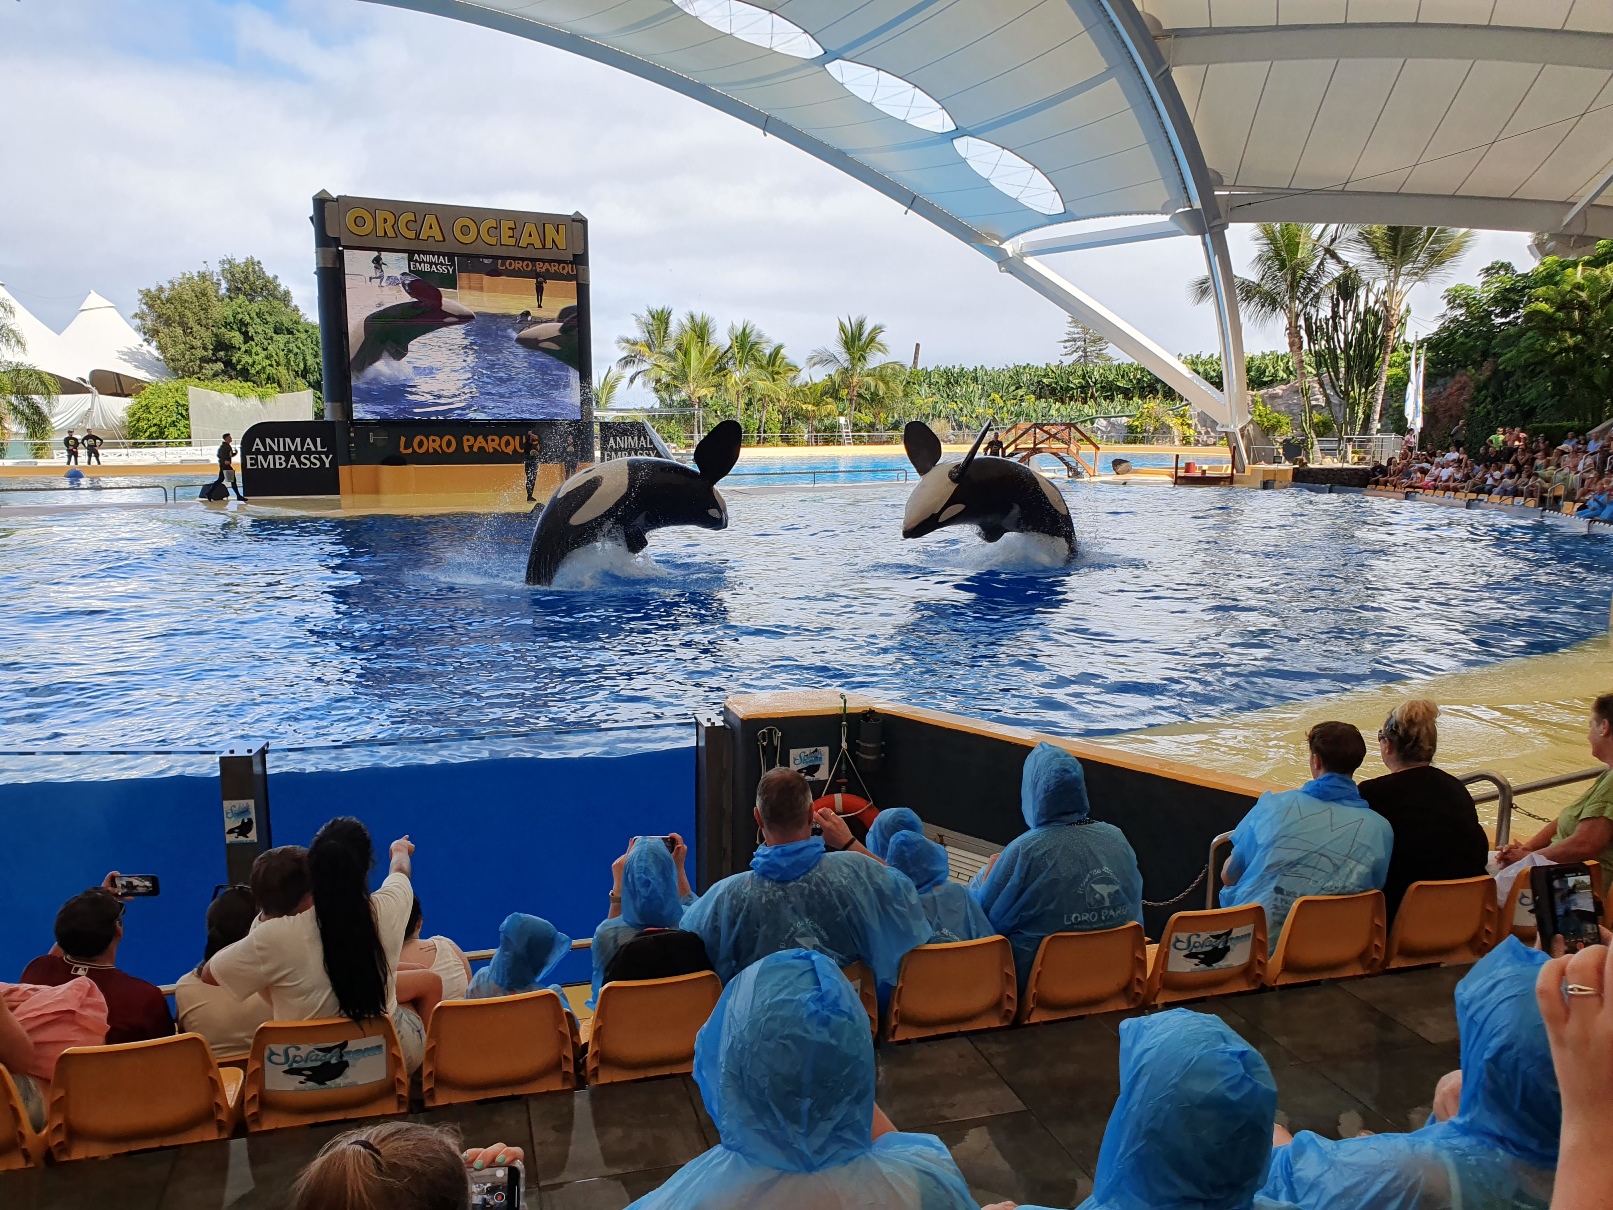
[1458,770,1515,848]
[1206,831,1233,910]
[695,716,734,894]
[219,744,272,887]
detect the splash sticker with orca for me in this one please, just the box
[263,1038,389,1091]
[1165,925,1256,972]
[222,799,257,846]
[346,250,582,422]
[789,746,830,781]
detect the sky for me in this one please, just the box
[1,0,1533,404]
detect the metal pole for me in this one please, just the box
[311,192,351,425]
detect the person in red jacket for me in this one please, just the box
[20,876,174,1046]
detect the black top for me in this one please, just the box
[602,928,713,987]
[1358,765,1490,921]
[217,441,235,469]
[83,433,102,449]
[63,435,80,450]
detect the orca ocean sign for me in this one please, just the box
[240,421,341,497]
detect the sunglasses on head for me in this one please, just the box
[211,883,251,901]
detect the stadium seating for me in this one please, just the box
[840,962,879,1035]
[1384,877,1497,969]
[423,989,578,1107]
[1265,892,1385,986]
[885,937,1016,1042]
[244,1017,407,1132]
[0,1067,44,1171]
[1145,904,1268,1005]
[586,972,722,1086]
[1016,924,1147,1023]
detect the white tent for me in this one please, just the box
[0,281,85,394]
[58,292,170,397]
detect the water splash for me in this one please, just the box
[547,537,668,590]
[955,531,1075,572]
[355,353,413,385]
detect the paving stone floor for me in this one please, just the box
[0,964,1467,1209]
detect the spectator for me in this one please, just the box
[1221,722,1391,948]
[251,844,311,920]
[400,896,471,1002]
[1537,941,1613,1210]
[0,978,107,1131]
[291,1121,523,1210]
[589,836,701,1009]
[82,428,103,465]
[986,1010,1289,1210]
[1497,693,1613,889]
[466,913,570,1000]
[1261,938,1558,1209]
[628,949,976,1209]
[968,743,1142,992]
[174,886,273,1059]
[1358,701,1490,922]
[205,819,427,1071]
[866,807,924,861]
[681,768,931,987]
[885,831,992,944]
[20,878,174,1045]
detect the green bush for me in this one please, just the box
[1249,395,1292,439]
[1525,422,1584,447]
[125,378,273,442]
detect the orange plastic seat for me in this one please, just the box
[1384,877,1497,969]
[0,1066,44,1171]
[423,990,578,1107]
[47,1034,241,1161]
[586,972,722,1086]
[886,937,1016,1042]
[1266,892,1385,986]
[1017,924,1146,1024]
[1145,905,1267,1005]
[840,962,879,1035]
[244,1018,406,1133]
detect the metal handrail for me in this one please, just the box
[1465,766,1607,842]
[728,467,912,484]
[0,481,222,505]
[1206,831,1233,910]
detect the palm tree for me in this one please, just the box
[614,306,676,404]
[721,320,770,424]
[662,328,725,440]
[1190,223,1340,448]
[808,315,890,422]
[750,342,800,438]
[0,298,57,453]
[1347,225,1475,433]
[591,366,624,411]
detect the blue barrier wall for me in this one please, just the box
[0,745,695,988]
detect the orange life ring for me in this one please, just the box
[813,793,878,831]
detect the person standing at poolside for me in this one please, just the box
[62,430,80,465]
[215,432,246,501]
[82,428,103,465]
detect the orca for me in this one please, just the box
[900,422,1076,559]
[525,420,743,585]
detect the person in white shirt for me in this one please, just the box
[203,818,433,1072]
[174,886,273,1059]
[400,896,471,1002]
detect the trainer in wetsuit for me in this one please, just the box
[524,425,543,503]
[216,433,246,501]
[63,430,80,465]
[82,429,103,465]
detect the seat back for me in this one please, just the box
[1266,892,1385,986]
[47,1034,234,1161]
[1145,905,1267,1005]
[1018,924,1147,1023]
[840,962,878,1035]
[0,1067,43,1171]
[586,972,722,1086]
[1385,877,1497,969]
[423,990,576,1107]
[887,937,1016,1042]
[244,1018,406,1132]
[1501,870,1538,945]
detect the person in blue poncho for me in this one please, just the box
[967,742,1143,991]
[991,1009,1299,1210]
[681,768,932,986]
[1260,937,1558,1209]
[627,948,978,1210]
[1221,722,1392,949]
[885,831,993,944]
[589,835,699,1008]
[465,913,571,999]
[866,807,924,861]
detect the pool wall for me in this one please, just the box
[0,744,693,988]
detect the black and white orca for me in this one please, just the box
[525,420,743,585]
[900,422,1076,559]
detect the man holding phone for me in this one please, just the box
[18,873,175,1045]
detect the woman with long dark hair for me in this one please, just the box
[202,817,432,1072]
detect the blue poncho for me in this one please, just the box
[866,808,925,861]
[466,913,571,999]
[968,743,1143,989]
[590,839,696,1008]
[885,831,993,945]
[1261,938,1558,1210]
[681,837,932,986]
[626,949,978,1209]
[1222,772,1392,947]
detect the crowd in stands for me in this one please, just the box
[1371,428,1613,518]
[6,690,1613,1208]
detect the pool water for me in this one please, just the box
[2,482,1610,778]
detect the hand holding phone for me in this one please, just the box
[1532,863,1602,955]
[464,1146,523,1209]
[106,874,160,898]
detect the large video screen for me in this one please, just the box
[345,250,581,422]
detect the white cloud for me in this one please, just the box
[0,0,1531,393]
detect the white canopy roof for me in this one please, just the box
[0,283,168,396]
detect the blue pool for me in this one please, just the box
[3,481,1611,781]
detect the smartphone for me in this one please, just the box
[112,875,160,897]
[661,835,678,853]
[1531,863,1602,954]
[468,1161,523,1208]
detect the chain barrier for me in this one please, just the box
[1143,866,1207,909]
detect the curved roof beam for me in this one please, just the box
[1159,23,1613,71]
[1222,189,1613,241]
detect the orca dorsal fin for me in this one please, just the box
[693,420,743,483]
[904,422,942,474]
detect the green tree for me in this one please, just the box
[808,316,894,422]
[591,367,624,411]
[662,327,725,436]
[721,320,771,424]
[1347,225,1475,433]
[123,377,274,442]
[615,306,677,404]
[1059,318,1114,405]
[1303,267,1395,437]
[0,298,57,451]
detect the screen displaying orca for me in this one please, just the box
[900,422,1076,559]
[525,420,743,585]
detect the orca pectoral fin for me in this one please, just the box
[624,527,649,554]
